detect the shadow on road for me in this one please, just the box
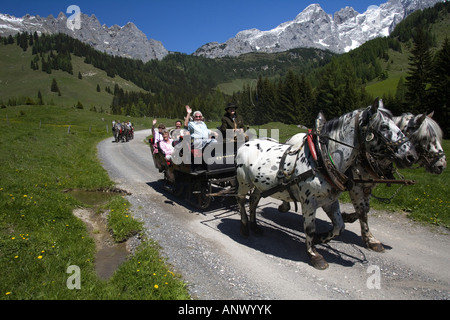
[146,178,380,269]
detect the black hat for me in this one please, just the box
[225,103,238,111]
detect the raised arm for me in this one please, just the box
[152,119,157,137]
[184,105,192,128]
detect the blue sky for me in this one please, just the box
[2,0,385,54]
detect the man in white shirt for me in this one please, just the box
[184,105,218,150]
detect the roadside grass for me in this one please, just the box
[0,105,189,299]
[107,240,189,300]
[105,196,143,243]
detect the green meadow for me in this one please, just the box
[0,105,189,299]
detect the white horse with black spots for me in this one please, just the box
[235,99,417,269]
[338,110,446,252]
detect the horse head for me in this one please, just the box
[401,112,446,174]
[359,98,417,169]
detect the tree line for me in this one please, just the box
[1,2,448,136]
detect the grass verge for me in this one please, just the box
[0,105,189,299]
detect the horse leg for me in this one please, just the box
[303,205,329,270]
[359,209,385,252]
[237,194,249,237]
[349,186,385,252]
[249,189,263,235]
[236,171,252,237]
[318,201,345,245]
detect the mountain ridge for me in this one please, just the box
[0,11,168,62]
[194,0,445,58]
[0,0,445,62]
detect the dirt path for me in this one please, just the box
[97,129,450,300]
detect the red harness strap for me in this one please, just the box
[307,129,318,162]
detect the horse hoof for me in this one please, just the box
[310,254,329,270]
[250,222,264,236]
[368,242,385,253]
[240,224,249,237]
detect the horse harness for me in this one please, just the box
[260,111,415,211]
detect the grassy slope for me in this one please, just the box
[365,9,450,98]
[0,44,146,110]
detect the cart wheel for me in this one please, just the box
[193,181,212,210]
[173,182,185,197]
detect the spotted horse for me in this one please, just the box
[235,99,417,269]
[338,110,446,252]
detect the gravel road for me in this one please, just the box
[97,129,450,300]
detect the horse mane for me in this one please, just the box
[393,113,414,131]
[321,106,393,139]
[321,110,357,137]
[410,115,443,145]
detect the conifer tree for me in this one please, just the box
[51,78,59,93]
[405,24,433,114]
[279,70,301,124]
[37,90,44,105]
[430,37,450,137]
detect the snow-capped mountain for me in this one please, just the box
[0,12,168,62]
[0,0,444,62]
[194,0,445,58]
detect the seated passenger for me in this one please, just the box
[220,103,246,141]
[184,105,218,150]
[170,120,185,145]
[152,119,165,145]
[160,129,175,161]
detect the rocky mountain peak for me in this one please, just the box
[334,6,359,24]
[194,0,445,58]
[294,3,329,22]
[0,11,168,62]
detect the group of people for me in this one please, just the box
[112,120,134,140]
[112,120,134,131]
[152,102,246,162]
[151,103,247,182]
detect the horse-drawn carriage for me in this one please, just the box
[149,136,238,209]
[147,99,446,269]
[113,121,134,143]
